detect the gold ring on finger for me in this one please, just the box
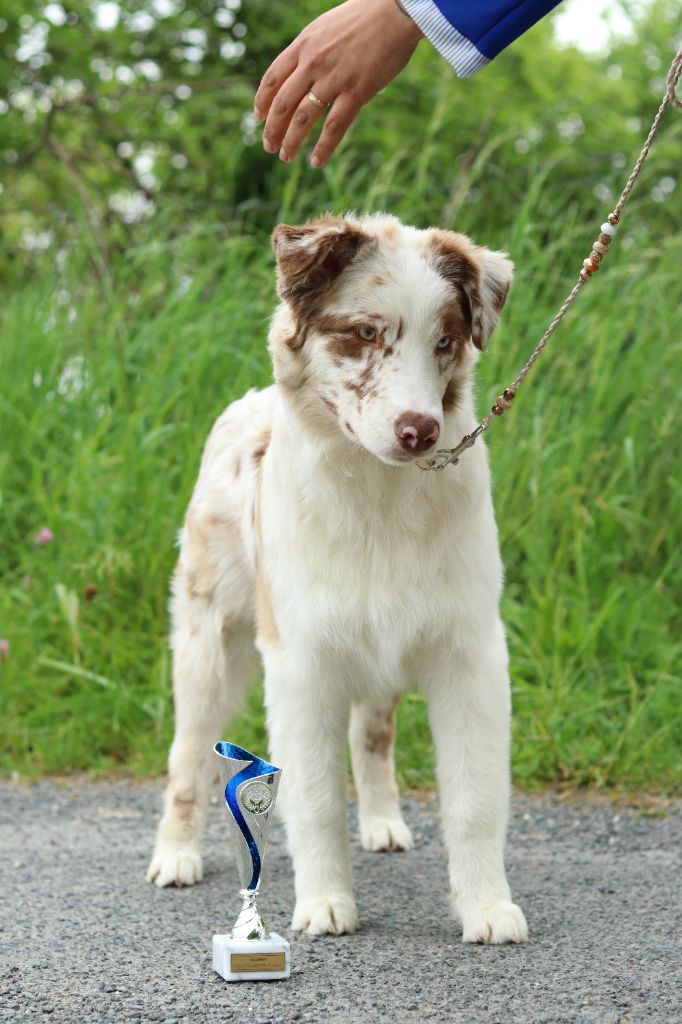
[307,90,331,111]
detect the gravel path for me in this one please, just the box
[1,779,680,1024]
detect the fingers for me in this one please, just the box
[310,96,359,168]
[261,66,315,156]
[255,44,361,167]
[279,92,329,163]
[254,46,298,121]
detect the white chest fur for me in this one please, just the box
[256,401,503,692]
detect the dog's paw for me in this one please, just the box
[291,895,359,936]
[461,901,528,944]
[146,844,203,888]
[360,816,414,853]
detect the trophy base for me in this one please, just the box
[212,933,291,982]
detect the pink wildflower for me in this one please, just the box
[34,527,54,546]
[0,639,8,662]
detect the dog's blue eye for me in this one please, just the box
[436,336,451,351]
[358,326,376,341]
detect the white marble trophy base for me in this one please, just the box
[212,933,291,982]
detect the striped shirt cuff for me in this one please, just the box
[400,0,490,78]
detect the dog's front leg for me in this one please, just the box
[423,628,528,944]
[264,649,358,936]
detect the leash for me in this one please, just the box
[418,48,682,471]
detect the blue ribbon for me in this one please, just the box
[214,741,279,892]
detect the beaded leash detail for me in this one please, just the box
[418,48,682,471]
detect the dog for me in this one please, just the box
[147,213,528,944]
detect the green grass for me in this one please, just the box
[1,187,681,792]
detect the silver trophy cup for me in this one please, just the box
[211,741,290,981]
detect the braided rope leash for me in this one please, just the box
[418,48,682,471]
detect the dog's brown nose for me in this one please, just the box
[394,412,440,453]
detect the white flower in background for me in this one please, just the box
[181,28,207,46]
[651,176,676,203]
[182,46,205,64]
[593,183,613,203]
[16,21,49,63]
[44,4,66,26]
[128,10,155,32]
[215,9,235,28]
[19,229,53,251]
[115,65,135,84]
[57,355,89,399]
[151,0,179,18]
[557,114,584,141]
[220,40,245,60]
[94,1,120,31]
[135,60,161,81]
[177,274,193,296]
[10,88,35,110]
[134,148,159,191]
[109,190,156,223]
[241,111,257,145]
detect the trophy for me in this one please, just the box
[212,741,291,981]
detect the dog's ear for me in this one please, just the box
[430,230,514,351]
[272,216,371,312]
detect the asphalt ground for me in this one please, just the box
[1,779,680,1024]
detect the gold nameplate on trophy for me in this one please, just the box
[231,952,286,973]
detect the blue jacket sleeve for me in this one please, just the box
[400,0,563,77]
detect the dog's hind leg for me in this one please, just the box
[147,587,257,888]
[349,697,414,853]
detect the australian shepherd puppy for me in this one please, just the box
[147,213,528,944]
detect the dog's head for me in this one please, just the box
[269,213,513,466]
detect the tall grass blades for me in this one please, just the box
[1,187,679,788]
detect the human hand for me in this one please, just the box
[254,0,423,168]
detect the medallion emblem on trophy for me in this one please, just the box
[212,741,290,981]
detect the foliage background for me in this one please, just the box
[1,0,680,789]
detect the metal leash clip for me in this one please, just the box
[416,427,484,471]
